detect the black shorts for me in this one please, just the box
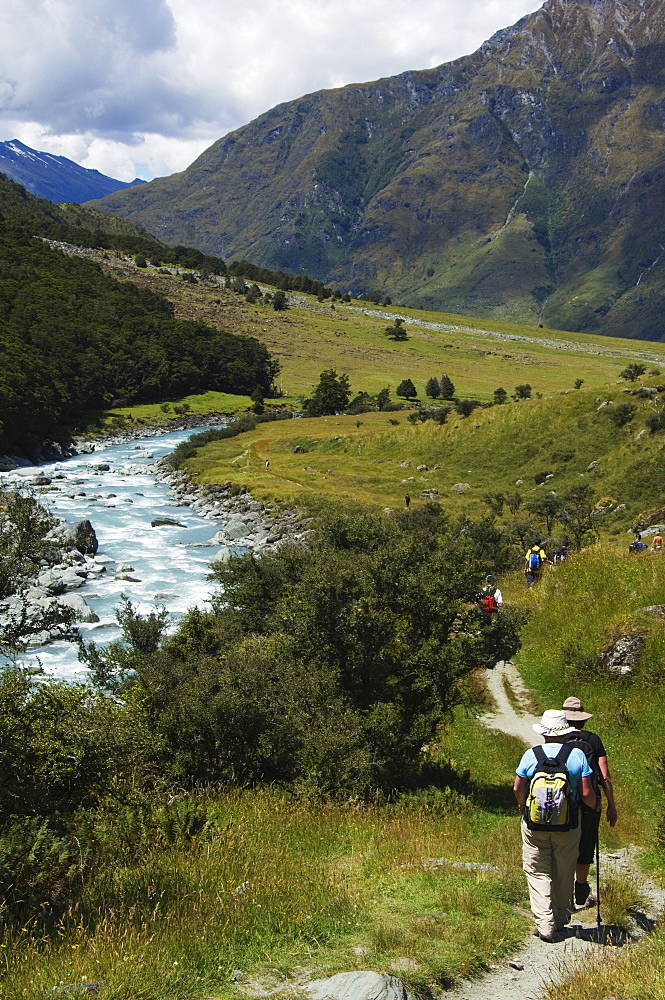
[578,803,601,865]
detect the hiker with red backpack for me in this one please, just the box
[560,696,618,906]
[478,574,503,613]
[514,710,597,941]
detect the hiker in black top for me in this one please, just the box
[561,696,618,906]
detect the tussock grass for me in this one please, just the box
[2,789,526,999]
[545,929,665,1000]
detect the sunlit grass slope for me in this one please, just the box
[99,257,665,409]
[187,387,665,526]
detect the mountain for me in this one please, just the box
[0,139,145,204]
[89,0,665,340]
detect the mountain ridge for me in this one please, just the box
[89,0,665,339]
[0,139,145,204]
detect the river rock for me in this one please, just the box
[60,568,87,589]
[57,594,100,623]
[304,972,415,1000]
[36,569,68,594]
[151,517,185,527]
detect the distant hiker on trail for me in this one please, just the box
[651,532,663,550]
[405,494,411,508]
[553,540,569,565]
[514,710,597,942]
[478,574,503,613]
[524,538,549,588]
[628,533,647,553]
[561,696,618,907]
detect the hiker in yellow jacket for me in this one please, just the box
[524,537,550,589]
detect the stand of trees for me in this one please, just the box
[0,232,279,453]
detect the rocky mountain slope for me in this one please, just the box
[90,0,665,339]
[0,139,144,204]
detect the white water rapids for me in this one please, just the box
[1,427,231,682]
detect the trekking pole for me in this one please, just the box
[595,827,602,926]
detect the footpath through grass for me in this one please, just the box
[498,542,665,1000]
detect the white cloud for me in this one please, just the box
[0,0,542,180]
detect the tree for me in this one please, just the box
[376,387,391,411]
[250,387,265,414]
[440,374,455,400]
[455,399,481,417]
[273,290,288,311]
[558,484,601,549]
[620,363,647,382]
[396,379,417,400]
[504,492,523,515]
[514,384,532,400]
[482,493,505,517]
[303,369,351,416]
[384,318,407,341]
[425,377,441,399]
[526,493,563,534]
[493,387,507,405]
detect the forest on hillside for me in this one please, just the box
[0,231,278,454]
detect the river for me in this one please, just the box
[0,427,229,682]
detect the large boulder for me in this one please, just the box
[49,519,99,555]
[57,594,99,623]
[633,507,665,533]
[598,630,646,676]
[305,973,415,1000]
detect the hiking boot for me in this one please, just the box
[574,880,591,906]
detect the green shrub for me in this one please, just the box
[605,402,636,426]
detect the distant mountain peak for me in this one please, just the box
[0,139,145,204]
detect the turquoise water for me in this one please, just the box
[1,427,228,681]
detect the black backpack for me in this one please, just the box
[562,731,600,796]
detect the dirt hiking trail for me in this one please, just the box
[443,660,665,1000]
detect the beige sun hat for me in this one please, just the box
[562,696,593,722]
[532,709,577,736]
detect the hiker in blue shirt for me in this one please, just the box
[628,533,647,553]
[514,710,597,941]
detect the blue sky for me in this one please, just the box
[0,0,542,181]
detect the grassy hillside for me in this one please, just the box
[96,253,665,413]
[180,385,664,533]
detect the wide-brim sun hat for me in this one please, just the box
[533,709,577,736]
[562,696,593,722]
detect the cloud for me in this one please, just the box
[0,0,542,179]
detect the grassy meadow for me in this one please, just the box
[184,385,665,527]
[3,786,528,999]
[97,256,665,409]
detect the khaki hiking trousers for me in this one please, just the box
[521,820,581,936]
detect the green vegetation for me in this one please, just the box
[0,191,279,452]
[0,506,528,996]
